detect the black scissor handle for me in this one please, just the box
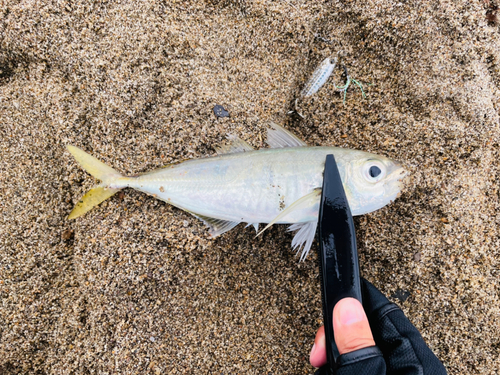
[316,154,363,373]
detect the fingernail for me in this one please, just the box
[337,298,365,326]
[310,343,317,357]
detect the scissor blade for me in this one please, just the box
[317,154,362,370]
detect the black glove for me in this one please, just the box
[315,278,447,375]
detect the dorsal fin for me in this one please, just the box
[216,135,254,155]
[266,123,308,148]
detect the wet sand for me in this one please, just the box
[1,1,499,373]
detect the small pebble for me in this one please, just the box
[61,229,74,241]
[213,105,229,118]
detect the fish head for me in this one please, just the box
[341,151,408,215]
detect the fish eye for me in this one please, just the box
[363,160,386,183]
[369,166,381,178]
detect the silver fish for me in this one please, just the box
[301,56,337,97]
[67,123,407,260]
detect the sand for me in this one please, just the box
[1,0,499,373]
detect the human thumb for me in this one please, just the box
[333,297,375,355]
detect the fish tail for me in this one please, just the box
[66,145,125,219]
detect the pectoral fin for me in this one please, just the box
[256,189,321,237]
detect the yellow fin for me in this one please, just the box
[66,145,125,219]
[67,145,122,182]
[68,186,120,219]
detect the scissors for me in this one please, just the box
[315,154,363,374]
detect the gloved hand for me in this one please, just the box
[310,278,447,375]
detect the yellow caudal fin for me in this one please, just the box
[67,145,124,219]
[67,145,123,182]
[67,186,121,219]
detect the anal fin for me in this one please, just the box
[191,213,240,237]
[288,221,318,261]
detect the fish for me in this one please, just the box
[301,56,337,97]
[66,123,407,260]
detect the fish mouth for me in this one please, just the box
[395,163,408,181]
[390,162,409,193]
[383,161,408,195]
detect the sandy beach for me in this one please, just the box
[1,0,499,373]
